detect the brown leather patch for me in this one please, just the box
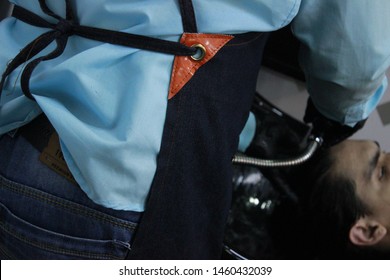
[39,132,77,185]
[168,33,234,99]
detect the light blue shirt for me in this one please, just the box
[0,0,389,211]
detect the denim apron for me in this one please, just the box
[128,6,269,259]
[0,0,268,259]
[129,32,268,259]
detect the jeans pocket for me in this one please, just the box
[0,175,138,260]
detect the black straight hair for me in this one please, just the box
[289,148,372,259]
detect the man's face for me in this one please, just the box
[330,140,390,229]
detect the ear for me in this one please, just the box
[349,217,387,246]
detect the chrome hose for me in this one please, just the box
[232,136,323,168]
[223,245,248,260]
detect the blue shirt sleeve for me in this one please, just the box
[291,0,390,126]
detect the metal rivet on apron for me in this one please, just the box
[190,44,206,61]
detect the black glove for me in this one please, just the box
[304,98,366,148]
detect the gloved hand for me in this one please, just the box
[304,98,366,148]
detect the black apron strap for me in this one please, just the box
[179,0,198,33]
[0,0,198,100]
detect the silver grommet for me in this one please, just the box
[190,44,206,61]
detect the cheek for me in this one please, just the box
[380,187,390,207]
[369,187,390,215]
[377,176,390,205]
[357,184,384,213]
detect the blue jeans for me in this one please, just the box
[0,133,141,259]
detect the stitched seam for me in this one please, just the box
[171,61,198,95]
[170,54,180,96]
[226,33,263,47]
[0,221,123,259]
[186,33,234,39]
[0,243,16,259]
[171,35,232,94]
[0,176,136,230]
[160,80,185,200]
[280,0,300,28]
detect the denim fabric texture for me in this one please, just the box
[128,32,269,259]
[0,134,141,259]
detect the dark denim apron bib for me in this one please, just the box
[129,31,268,259]
[128,1,269,258]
